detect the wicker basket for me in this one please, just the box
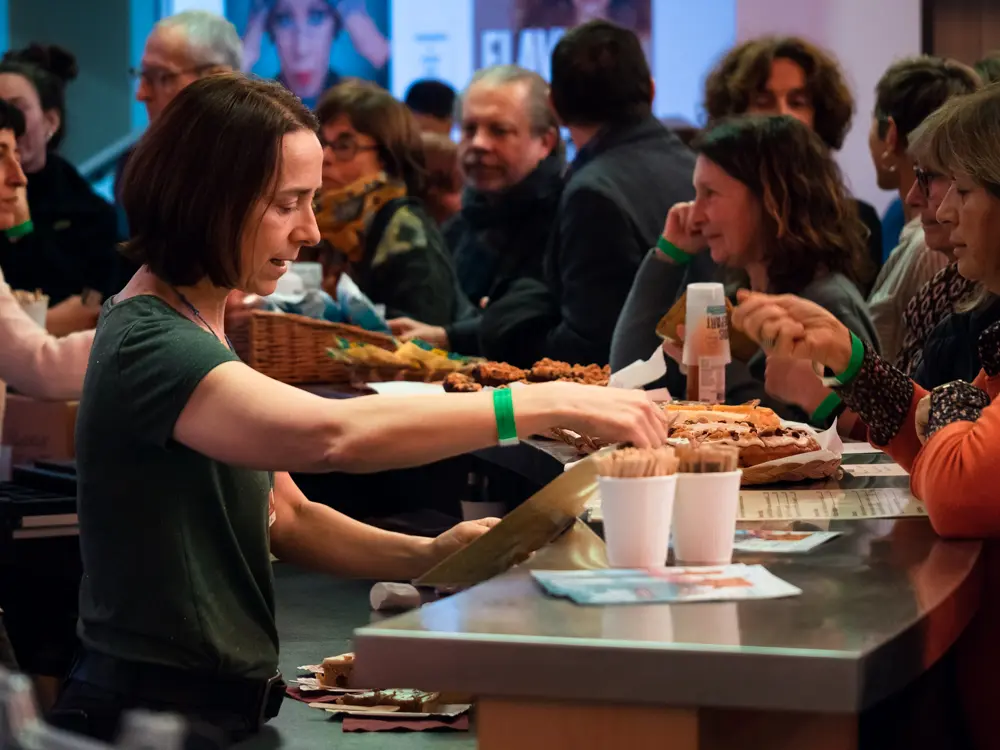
[229,309,397,384]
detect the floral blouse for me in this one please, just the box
[839,321,1000,444]
[895,263,975,376]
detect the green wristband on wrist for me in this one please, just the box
[5,220,33,240]
[821,333,865,388]
[835,333,864,385]
[656,236,692,265]
[493,387,519,447]
[810,391,842,425]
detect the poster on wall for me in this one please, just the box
[389,0,652,101]
[474,0,652,80]
[226,0,390,109]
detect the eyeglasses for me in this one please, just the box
[320,137,379,163]
[914,166,940,198]
[129,65,213,89]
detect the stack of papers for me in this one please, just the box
[732,529,840,553]
[531,564,801,605]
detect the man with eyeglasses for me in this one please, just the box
[865,56,980,363]
[114,11,242,236]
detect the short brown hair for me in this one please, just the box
[703,37,854,151]
[874,56,980,145]
[908,83,1000,197]
[316,81,427,197]
[420,131,461,193]
[693,115,870,294]
[120,73,317,287]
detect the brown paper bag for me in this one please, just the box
[656,290,759,363]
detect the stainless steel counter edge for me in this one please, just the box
[352,540,983,715]
[352,628,864,713]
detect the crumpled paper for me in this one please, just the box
[608,344,672,402]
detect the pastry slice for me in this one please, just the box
[318,653,355,688]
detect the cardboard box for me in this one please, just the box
[2,394,78,464]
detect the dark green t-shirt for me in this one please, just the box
[76,295,278,679]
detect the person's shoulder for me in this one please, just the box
[853,198,880,223]
[98,296,215,352]
[372,201,436,264]
[46,153,116,216]
[801,271,870,312]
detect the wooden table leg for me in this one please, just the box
[477,698,859,750]
[700,708,858,750]
[478,698,699,750]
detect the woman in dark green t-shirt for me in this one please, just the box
[49,74,667,743]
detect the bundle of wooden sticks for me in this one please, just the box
[593,446,679,478]
[675,443,740,473]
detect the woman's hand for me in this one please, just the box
[388,317,449,349]
[915,394,930,444]
[241,4,267,72]
[519,381,669,448]
[732,290,854,373]
[661,202,704,255]
[425,517,500,567]
[765,357,830,415]
[46,295,99,336]
[340,0,391,69]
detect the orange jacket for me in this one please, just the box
[882,370,1000,538]
[880,369,1000,750]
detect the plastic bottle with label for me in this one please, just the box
[681,283,732,404]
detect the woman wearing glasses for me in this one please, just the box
[0,45,118,334]
[300,79,469,326]
[864,56,979,363]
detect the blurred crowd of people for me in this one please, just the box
[3,7,1000,746]
[6,10,1000,409]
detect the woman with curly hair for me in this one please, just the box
[610,115,878,424]
[703,36,882,280]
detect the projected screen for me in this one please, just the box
[226,0,390,109]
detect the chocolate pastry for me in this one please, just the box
[471,362,528,387]
[443,372,482,393]
[529,358,574,382]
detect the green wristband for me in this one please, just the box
[835,333,865,386]
[810,391,842,425]
[493,387,519,447]
[5,220,33,240]
[656,236,692,265]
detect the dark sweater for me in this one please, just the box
[353,199,471,326]
[610,249,880,424]
[0,153,121,303]
[913,297,1000,390]
[479,116,696,367]
[443,152,564,356]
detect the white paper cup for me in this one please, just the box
[19,298,48,328]
[682,282,728,366]
[672,470,743,566]
[599,475,677,568]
